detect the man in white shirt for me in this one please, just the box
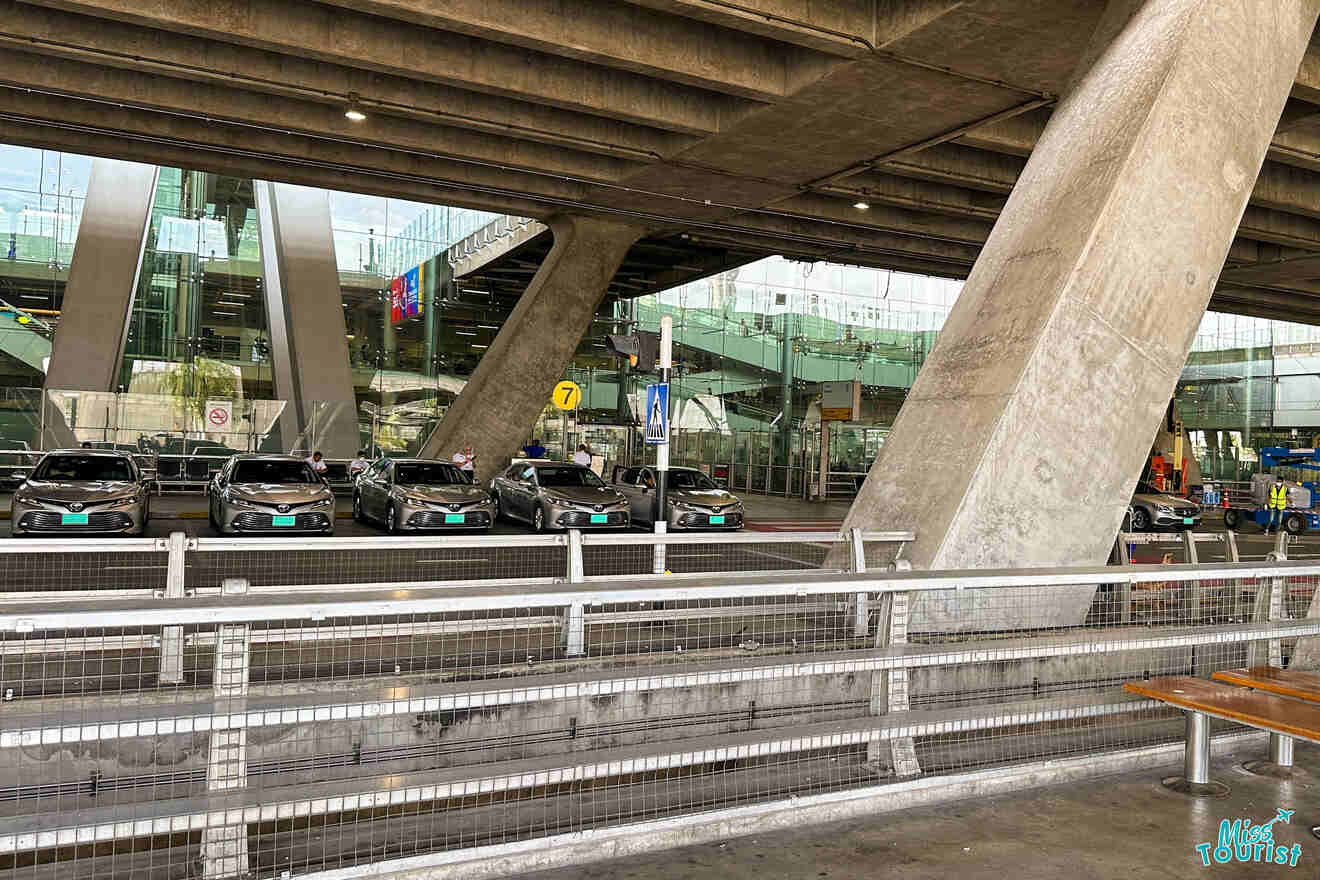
[349,449,370,479]
[452,445,476,477]
[305,450,328,479]
[571,443,592,468]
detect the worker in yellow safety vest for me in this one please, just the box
[1268,477,1288,533]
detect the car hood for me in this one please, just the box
[22,480,139,501]
[671,488,739,507]
[397,484,490,504]
[542,486,626,505]
[1132,493,1194,508]
[230,482,331,502]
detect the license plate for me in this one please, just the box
[61,512,88,525]
[709,515,726,525]
[444,513,465,524]
[1183,517,1195,525]
[271,515,296,527]
[590,514,608,524]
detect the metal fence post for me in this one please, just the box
[849,527,869,637]
[159,531,188,684]
[203,577,250,880]
[1249,543,1287,668]
[1181,530,1204,622]
[866,586,920,778]
[564,531,586,656]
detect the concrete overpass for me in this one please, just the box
[5,0,1320,571]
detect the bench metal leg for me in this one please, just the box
[1162,711,1230,797]
[1244,733,1303,779]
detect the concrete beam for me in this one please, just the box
[618,0,877,56]
[821,171,1008,222]
[844,0,1320,573]
[0,0,696,161]
[318,0,826,100]
[0,50,641,185]
[23,0,746,135]
[1220,253,1320,285]
[420,216,646,482]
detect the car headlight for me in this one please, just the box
[226,494,259,510]
[308,497,335,509]
[13,490,35,505]
[671,500,694,511]
[104,495,139,509]
[1156,504,1174,513]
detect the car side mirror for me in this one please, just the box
[12,471,26,481]
[141,469,156,483]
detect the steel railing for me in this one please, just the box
[2,535,1315,880]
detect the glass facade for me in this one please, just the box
[8,140,1320,481]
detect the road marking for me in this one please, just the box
[105,565,168,571]
[669,552,721,559]
[416,558,490,565]
[744,547,820,569]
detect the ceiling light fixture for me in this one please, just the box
[344,92,367,122]
[853,201,870,210]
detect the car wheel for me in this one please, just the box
[1286,513,1307,536]
[352,493,363,523]
[1130,507,1151,531]
[1223,508,1242,531]
[386,503,397,534]
[532,505,545,532]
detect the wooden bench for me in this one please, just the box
[1211,666,1320,775]
[1123,676,1320,794]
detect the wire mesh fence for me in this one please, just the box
[2,550,1319,879]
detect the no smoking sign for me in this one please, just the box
[205,400,232,429]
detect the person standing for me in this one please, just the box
[452,444,476,478]
[571,443,592,468]
[522,438,547,459]
[1268,476,1288,533]
[349,449,370,479]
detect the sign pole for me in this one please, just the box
[654,316,672,575]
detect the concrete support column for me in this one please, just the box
[421,215,644,481]
[842,0,1320,576]
[45,157,157,393]
[254,181,358,457]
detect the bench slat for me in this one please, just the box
[1211,666,1320,702]
[1123,676,1320,744]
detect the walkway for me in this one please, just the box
[529,740,1318,880]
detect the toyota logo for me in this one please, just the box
[713,506,722,513]
[449,503,461,511]
[277,504,291,513]
[68,502,83,512]
[594,504,603,512]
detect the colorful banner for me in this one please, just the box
[391,263,424,324]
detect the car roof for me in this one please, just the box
[231,454,305,462]
[47,448,134,458]
[392,458,461,466]
[525,460,581,468]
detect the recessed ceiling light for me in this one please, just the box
[853,201,870,211]
[344,92,367,122]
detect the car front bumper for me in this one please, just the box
[1151,510,1201,528]
[217,502,335,534]
[547,502,630,529]
[397,500,496,530]
[667,508,744,530]
[12,501,146,536]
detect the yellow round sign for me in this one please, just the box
[551,380,582,411]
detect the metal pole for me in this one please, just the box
[653,316,672,574]
[1270,733,1294,768]
[1184,710,1210,785]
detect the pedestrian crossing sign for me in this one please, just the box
[645,383,669,444]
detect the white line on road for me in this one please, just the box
[416,558,490,564]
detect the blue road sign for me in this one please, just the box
[645,383,669,444]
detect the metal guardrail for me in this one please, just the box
[1,535,1316,879]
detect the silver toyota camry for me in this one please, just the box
[353,458,495,532]
[12,449,152,536]
[208,454,335,535]
[612,465,744,529]
[490,461,630,531]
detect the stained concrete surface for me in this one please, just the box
[528,742,1320,880]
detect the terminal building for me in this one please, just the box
[2,144,1319,490]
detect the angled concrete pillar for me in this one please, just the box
[254,181,358,457]
[844,1,1320,581]
[45,158,157,393]
[421,215,645,481]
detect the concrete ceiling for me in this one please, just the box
[4,0,1320,320]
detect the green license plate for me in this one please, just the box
[590,514,608,523]
[271,515,296,527]
[709,515,726,524]
[444,513,465,524]
[1183,517,1195,525]
[61,512,88,525]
